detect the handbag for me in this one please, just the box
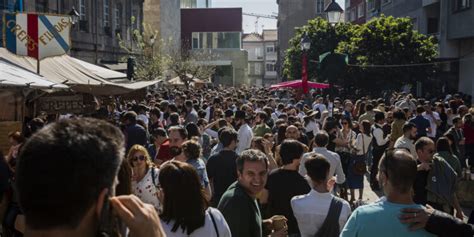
[352,134,367,176]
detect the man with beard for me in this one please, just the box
[167,126,188,160]
[218,149,287,237]
[394,122,418,159]
[274,125,309,166]
[235,110,253,155]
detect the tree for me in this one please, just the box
[339,15,437,91]
[283,17,356,82]
[165,48,217,89]
[118,17,165,81]
[283,15,438,93]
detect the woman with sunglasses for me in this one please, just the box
[128,144,161,211]
[159,161,231,237]
[336,117,357,200]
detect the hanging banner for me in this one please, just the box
[3,12,72,60]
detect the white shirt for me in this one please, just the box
[132,167,160,210]
[236,123,253,155]
[291,190,351,237]
[137,113,149,126]
[271,110,282,121]
[313,103,327,112]
[161,207,231,237]
[394,136,417,159]
[299,147,346,184]
[205,128,218,139]
[305,121,320,136]
[354,133,372,155]
[422,111,440,138]
[372,124,389,146]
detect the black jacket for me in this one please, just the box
[426,210,473,237]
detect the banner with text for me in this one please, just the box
[3,12,72,60]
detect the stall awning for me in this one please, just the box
[0,48,159,95]
[0,59,68,89]
[270,80,330,90]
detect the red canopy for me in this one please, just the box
[270,80,330,90]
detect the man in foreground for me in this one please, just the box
[17,118,165,237]
[218,149,287,237]
[340,149,435,237]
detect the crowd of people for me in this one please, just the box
[1,86,474,237]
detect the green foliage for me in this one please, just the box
[283,15,438,92]
[118,20,165,81]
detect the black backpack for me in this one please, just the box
[314,196,344,237]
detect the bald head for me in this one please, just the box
[378,150,417,194]
[285,125,300,140]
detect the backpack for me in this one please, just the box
[314,196,344,237]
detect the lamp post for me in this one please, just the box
[324,0,343,99]
[149,35,157,58]
[300,32,311,94]
[68,7,80,25]
[324,0,344,26]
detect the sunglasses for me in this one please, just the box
[341,122,348,125]
[132,155,146,162]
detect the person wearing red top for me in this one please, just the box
[463,114,474,170]
[150,128,172,166]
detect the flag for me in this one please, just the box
[3,12,72,60]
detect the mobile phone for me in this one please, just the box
[97,194,120,237]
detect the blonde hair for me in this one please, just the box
[127,144,154,168]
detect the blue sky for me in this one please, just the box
[212,0,345,33]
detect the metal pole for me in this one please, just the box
[37,59,40,74]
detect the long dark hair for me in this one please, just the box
[159,161,209,235]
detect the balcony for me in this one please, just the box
[422,0,439,7]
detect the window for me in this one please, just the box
[411,18,418,31]
[115,4,121,29]
[427,18,439,34]
[255,63,261,74]
[132,10,139,30]
[350,8,356,21]
[181,0,196,8]
[266,46,274,53]
[345,0,351,8]
[104,0,110,27]
[266,63,275,72]
[255,47,263,58]
[191,32,241,49]
[36,0,48,12]
[382,0,392,4]
[316,0,325,13]
[79,0,86,20]
[358,3,365,18]
[453,0,471,11]
[367,0,375,11]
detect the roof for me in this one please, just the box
[243,33,263,42]
[0,59,68,89]
[0,48,158,95]
[263,29,278,41]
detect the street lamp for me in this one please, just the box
[324,0,344,26]
[300,32,311,94]
[69,7,80,25]
[300,32,311,51]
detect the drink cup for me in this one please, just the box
[272,215,287,231]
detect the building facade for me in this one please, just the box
[277,0,331,81]
[0,0,144,65]
[143,0,181,51]
[181,8,248,86]
[369,0,474,97]
[181,0,211,8]
[263,29,278,86]
[243,33,265,86]
[346,0,367,24]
